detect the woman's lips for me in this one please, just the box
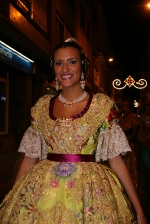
[61,74,72,80]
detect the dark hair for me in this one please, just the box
[54,41,83,55]
[50,40,88,80]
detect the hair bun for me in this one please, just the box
[65,37,79,44]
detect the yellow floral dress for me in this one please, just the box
[0,93,137,224]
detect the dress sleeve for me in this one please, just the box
[18,95,51,160]
[18,126,47,160]
[95,104,131,162]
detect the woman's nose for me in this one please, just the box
[62,63,69,72]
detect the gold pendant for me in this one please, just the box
[64,101,73,108]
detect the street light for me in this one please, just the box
[145,1,150,8]
[146,2,150,6]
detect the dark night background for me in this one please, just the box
[101,0,150,101]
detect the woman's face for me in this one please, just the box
[54,47,81,88]
[121,101,131,115]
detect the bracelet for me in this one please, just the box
[137,215,147,219]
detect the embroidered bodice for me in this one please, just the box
[18,93,131,161]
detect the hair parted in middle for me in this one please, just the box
[50,38,88,81]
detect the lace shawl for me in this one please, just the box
[18,126,47,160]
[95,124,131,162]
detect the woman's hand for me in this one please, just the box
[14,155,38,184]
[137,216,148,224]
[109,155,147,224]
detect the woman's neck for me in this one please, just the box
[61,87,85,100]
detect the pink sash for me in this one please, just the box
[47,153,95,162]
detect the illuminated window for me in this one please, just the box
[11,0,31,16]
[10,0,48,32]
[31,0,47,32]
[11,0,31,15]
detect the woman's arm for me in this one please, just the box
[14,155,38,183]
[109,155,147,224]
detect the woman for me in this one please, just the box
[119,99,150,220]
[0,39,147,223]
[138,103,150,150]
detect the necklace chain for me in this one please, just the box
[59,91,87,108]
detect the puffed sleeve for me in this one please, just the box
[95,104,131,162]
[18,95,50,160]
[18,126,47,160]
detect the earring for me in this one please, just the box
[80,72,85,89]
[50,58,53,67]
[55,76,59,91]
[50,58,53,74]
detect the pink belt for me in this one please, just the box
[47,153,95,162]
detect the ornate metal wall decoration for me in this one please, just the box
[112,75,147,90]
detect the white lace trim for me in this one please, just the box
[18,126,48,160]
[95,125,131,162]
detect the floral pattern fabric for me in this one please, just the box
[0,93,136,224]
[0,161,136,224]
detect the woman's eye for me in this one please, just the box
[55,61,62,66]
[69,60,77,64]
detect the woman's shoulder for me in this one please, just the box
[90,93,114,120]
[139,114,146,123]
[31,94,54,118]
[93,93,114,105]
[35,94,54,104]
[33,94,54,107]
[131,113,140,120]
[130,113,141,125]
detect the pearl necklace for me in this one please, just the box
[58,91,87,108]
